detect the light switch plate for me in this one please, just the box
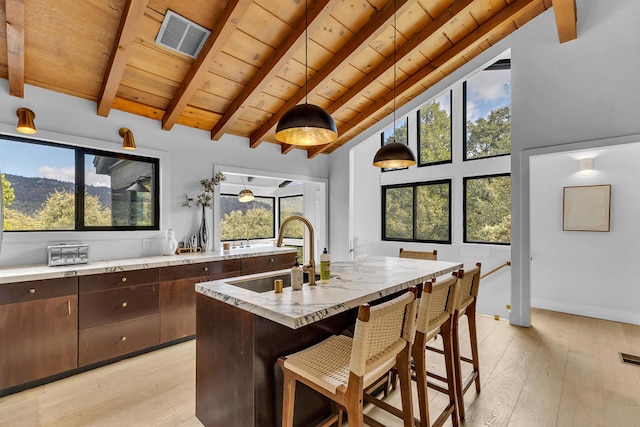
[142,238,154,250]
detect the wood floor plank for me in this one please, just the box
[557,351,605,427]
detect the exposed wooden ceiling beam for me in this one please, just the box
[248,0,412,149]
[552,0,577,43]
[308,0,541,158]
[97,0,149,117]
[5,0,26,98]
[209,0,333,142]
[161,0,253,131]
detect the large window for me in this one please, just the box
[464,59,511,160]
[418,90,452,166]
[1,135,159,231]
[278,195,304,238]
[219,194,275,241]
[382,180,451,243]
[464,174,511,244]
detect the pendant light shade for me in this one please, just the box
[16,108,37,134]
[119,128,136,150]
[238,188,254,203]
[127,179,149,192]
[372,141,417,168]
[275,104,338,146]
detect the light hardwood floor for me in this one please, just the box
[1,308,639,426]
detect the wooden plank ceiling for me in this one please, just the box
[1,0,575,157]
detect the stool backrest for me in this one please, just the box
[416,274,458,335]
[454,263,481,311]
[350,288,417,377]
[399,248,437,261]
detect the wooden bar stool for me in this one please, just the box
[277,287,418,427]
[399,248,437,260]
[451,264,482,420]
[365,274,460,427]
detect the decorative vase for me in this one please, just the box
[199,205,209,252]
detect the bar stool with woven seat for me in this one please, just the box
[399,247,437,260]
[365,274,460,427]
[277,287,418,427]
[450,263,482,420]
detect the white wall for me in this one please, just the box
[530,143,640,325]
[0,84,329,267]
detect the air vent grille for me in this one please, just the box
[620,352,640,367]
[155,10,210,58]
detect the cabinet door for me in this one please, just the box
[0,295,78,389]
[159,278,197,343]
[241,252,297,275]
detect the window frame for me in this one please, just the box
[463,172,511,245]
[278,194,304,239]
[417,90,453,167]
[219,193,276,241]
[381,179,452,244]
[463,59,511,162]
[1,134,160,232]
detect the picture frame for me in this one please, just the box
[562,184,611,232]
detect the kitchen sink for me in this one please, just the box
[227,272,320,293]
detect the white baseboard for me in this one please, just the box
[532,298,640,325]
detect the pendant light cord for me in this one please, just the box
[305,0,309,104]
[392,0,397,143]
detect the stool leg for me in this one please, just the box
[441,319,459,427]
[281,370,296,427]
[467,303,481,393]
[412,333,430,427]
[452,311,466,420]
[396,344,415,427]
[345,373,364,427]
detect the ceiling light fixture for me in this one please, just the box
[238,177,254,203]
[16,108,37,134]
[275,0,337,146]
[127,178,150,193]
[372,1,416,169]
[119,128,136,150]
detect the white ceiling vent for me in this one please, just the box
[155,10,210,58]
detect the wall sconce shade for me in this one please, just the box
[579,158,594,171]
[373,141,417,168]
[127,179,150,192]
[119,128,136,150]
[238,188,254,202]
[16,108,37,134]
[275,104,338,146]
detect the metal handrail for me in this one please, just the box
[481,261,511,279]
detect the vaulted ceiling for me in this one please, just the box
[1,0,576,157]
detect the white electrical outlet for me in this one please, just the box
[142,239,154,250]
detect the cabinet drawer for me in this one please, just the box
[78,314,160,366]
[241,253,297,275]
[79,268,159,293]
[0,277,77,305]
[159,259,241,282]
[79,284,159,329]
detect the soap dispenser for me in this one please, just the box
[291,262,303,290]
[320,248,330,283]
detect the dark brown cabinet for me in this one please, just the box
[78,269,160,366]
[241,252,297,275]
[159,259,242,343]
[0,277,78,390]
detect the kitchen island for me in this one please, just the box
[195,256,463,427]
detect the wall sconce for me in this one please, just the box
[579,158,594,171]
[16,108,37,134]
[119,128,136,150]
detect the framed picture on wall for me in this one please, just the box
[563,184,611,232]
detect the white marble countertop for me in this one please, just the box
[196,256,463,329]
[0,245,296,284]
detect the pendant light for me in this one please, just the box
[372,0,416,168]
[275,0,337,146]
[16,108,37,134]
[127,178,150,192]
[238,177,254,203]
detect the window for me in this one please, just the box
[382,180,451,243]
[278,195,304,238]
[418,90,452,166]
[380,117,409,172]
[464,174,511,244]
[464,59,511,160]
[219,194,275,241]
[1,134,159,231]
